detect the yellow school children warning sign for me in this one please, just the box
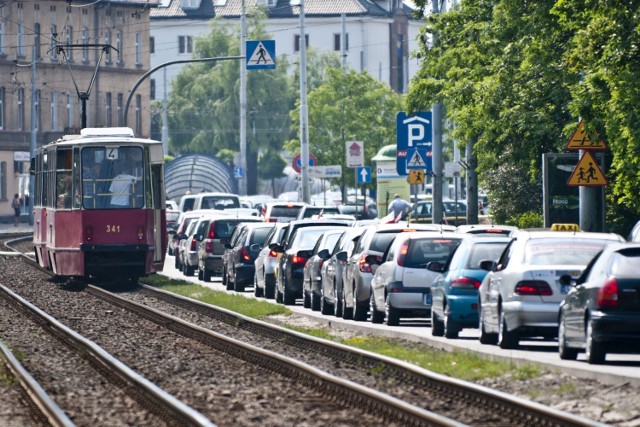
[565,119,607,150]
[408,169,425,185]
[567,151,608,187]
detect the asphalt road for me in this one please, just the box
[160,255,640,388]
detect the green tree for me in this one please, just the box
[167,12,293,194]
[285,68,403,193]
[258,148,287,197]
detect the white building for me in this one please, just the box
[150,0,424,100]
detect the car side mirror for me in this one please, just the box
[365,254,381,265]
[426,261,445,272]
[479,260,497,272]
[224,243,233,249]
[318,248,330,259]
[297,249,313,258]
[271,244,284,253]
[336,251,348,261]
[558,274,574,286]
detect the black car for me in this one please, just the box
[558,242,640,364]
[222,222,276,292]
[273,225,348,305]
[338,203,376,220]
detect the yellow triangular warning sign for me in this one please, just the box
[567,151,608,187]
[565,119,607,151]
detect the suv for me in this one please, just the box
[342,223,444,321]
[222,222,275,292]
[192,192,241,211]
[261,202,306,223]
[195,214,262,281]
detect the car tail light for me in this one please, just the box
[206,241,213,253]
[241,247,251,262]
[358,253,371,273]
[137,225,144,241]
[268,249,277,258]
[190,238,197,251]
[292,255,307,264]
[451,276,481,289]
[85,225,93,242]
[597,277,618,308]
[266,218,277,223]
[319,259,325,269]
[514,280,552,296]
[208,223,215,239]
[397,241,410,267]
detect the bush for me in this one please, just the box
[506,211,543,229]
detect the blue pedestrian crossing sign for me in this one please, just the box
[357,166,372,184]
[406,149,431,170]
[246,40,276,70]
[234,167,244,178]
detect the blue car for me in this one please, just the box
[430,236,512,338]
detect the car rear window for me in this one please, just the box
[302,207,340,218]
[608,249,640,276]
[466,242,509,269]
[404,238,461,268]
[214,220,252,239]
[202,196,240,210]
[270,206,303,218]
[369,231,401,253]
[524,238,611,265]
[293,227,339,250]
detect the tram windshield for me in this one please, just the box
[81,146,145,209]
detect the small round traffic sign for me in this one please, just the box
[292,153,317,173]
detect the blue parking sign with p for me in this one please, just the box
[396,112,433,175]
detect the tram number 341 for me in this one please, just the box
[106,225,121,233]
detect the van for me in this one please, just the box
[191,192,241,211]
[178,194,197,212]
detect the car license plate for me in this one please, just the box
[424,293,432,305]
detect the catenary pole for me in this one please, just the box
[239,0,247,196]
[431,0,444,225]
[300,0,310,203]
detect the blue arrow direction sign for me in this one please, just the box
[246,40,276,70]
[233,167,244,178]
[396,111,433,175]
[357,166,372,184]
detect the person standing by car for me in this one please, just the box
[388,194,412,222]
[12,193,22,226]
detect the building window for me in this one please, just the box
[50,91,58,131]
[18,88,24,131]
[82,27,89,63]
[117,93,123,126]
[17,23,25,57]
[135,32,142,65]
[0,162,6,201]
[104,29,112,64]
[34,23,41,59]
[178,35,193,54]
[149,36,155,54]
[105,92,112,127]
[116,30,123,63]
[294,34,309,52]
[0,22,5,56]
[67,93,74,128]
[65,26,73,61]
[334,33,348,51]
[0,87,4,130]
[150,79,156,100]
[50,24,58,61]
[135,94,142,136]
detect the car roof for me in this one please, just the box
[512,230,625,241]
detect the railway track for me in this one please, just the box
[2,235,606,426]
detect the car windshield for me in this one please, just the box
[524,238,611,265]
[465,242,509,269]
[403,238,461,268]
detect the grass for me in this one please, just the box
[141,273,543,383]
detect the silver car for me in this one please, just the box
[478,230,625,349]
[302,229,344,310]
[342,223,444,321]
[370,231,468,326]
[254,223,287,299]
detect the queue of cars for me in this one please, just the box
[168,196,639,365]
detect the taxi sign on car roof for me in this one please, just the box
[551,223,580,232]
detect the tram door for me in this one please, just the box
[151,162,166,264]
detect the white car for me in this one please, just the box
[478,230,625,349]
[254,223,287,299]
[370,231,469,326]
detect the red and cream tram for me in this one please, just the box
[32,127,167,282]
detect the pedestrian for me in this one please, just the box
[12,193,22,226]
[388,194,412,222]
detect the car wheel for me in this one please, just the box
[303,289,311,309]
[333,284,343,318]
[320,288,333,315]
[185,264,195,276]
[234,271,245,292]
[585,317,606,364]
[283,285,296,305]
[265,275,275,300]
[311,291,320,311]
[385,295,400,326]
[498,309,518,349]
[558,312,578,360]
[275,286,283,304]
[203,267,212,283]
[478,308,498,345]
[174,255,180,270]
[431,308,444,336]
[342,297,353,320]
[370,293,384,324]
[353,297,368,322]
[254,276,264,298]
[444,310,459,339]
[225,268,234,291]
[197,267,203,281]
[222,267,228,287]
